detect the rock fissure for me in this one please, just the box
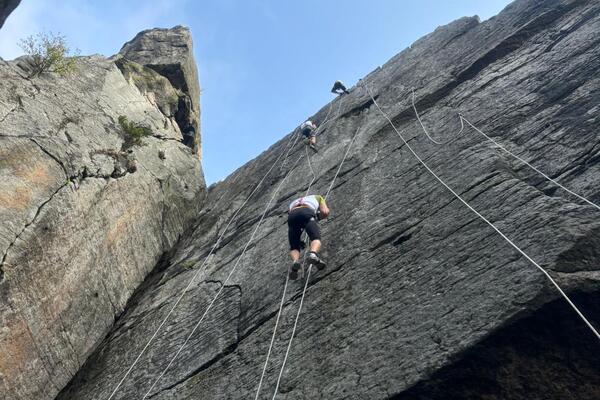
[29,138,70,176]
[0,181,68,281]
[0,105,18,123]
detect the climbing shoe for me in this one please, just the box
[309,143,319,153]
[308,252,326,271]
[289,261,301,280]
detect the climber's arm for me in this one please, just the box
[318,197,330,219]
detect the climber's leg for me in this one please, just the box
[309,135,318,153]
[287,210,305,280]
[309,239,321,253]
[305,219,326,270]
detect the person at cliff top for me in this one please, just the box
[331,80,350,95]
[287,194,330,280]
[300,120,319,152]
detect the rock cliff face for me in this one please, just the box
[58,0,600,399]
[0,26,205,400]
[119,26,202,158]
[0,0,19,28]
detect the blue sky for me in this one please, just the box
[0,0,512,184]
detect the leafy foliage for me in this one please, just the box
[118,116,152,147]
[18,32,79,77]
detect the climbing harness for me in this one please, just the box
[107,129,302,400]
[367,82,600,340]
[411,88,600,211]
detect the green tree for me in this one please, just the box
[18,32,79,77]
[118,116,153,147]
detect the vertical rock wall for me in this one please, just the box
[119,26,202,158]
[0,26,205,400]
[58,1,600,399]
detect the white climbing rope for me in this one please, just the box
[254,95,348,400]
[316,94,344,134]
[269,100,365,400]
[304,145,317,197]
[106,129,302,400]
[253,272,291,400]
[411,88,465,146]
[366,82,600,340]
[254,139,321,400]
[319,102,334,131]
[411,89,445,145]
[461,115,600,211]
[281,96,339,171]
[411,88,600,211]
[270,264,313,400]
[254,146,317,400]
[142,153,304,399]
[280,128,304,170]
[253,243,315,400]
[325,126,361,200]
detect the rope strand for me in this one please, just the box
[411,88,600,211]
[253,273,290,400]
[106,130,301,400]
[460,115,600,211]
[142,154,304,399]
[367,82,600,340]
[254,94,347,400]
[271,265,312,399]
[269,90,364,399]
[411,87,465,146]
[325,126,361,200]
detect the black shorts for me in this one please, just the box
[287,207,321,251]
[301,127,315,138]
[332,81,344,91]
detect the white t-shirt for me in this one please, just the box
[289,195,323,212]
[300,121,316,131]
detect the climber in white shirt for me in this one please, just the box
[300,120,318,153]
[287,194,330,280]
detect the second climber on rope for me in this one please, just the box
[331,80,350,95]
[287,194,330,280]
[300,119,319,153]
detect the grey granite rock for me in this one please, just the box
[0,29,205,400]
[57,0,600,399]
[119,26,202,158]
[0,0,19,29]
